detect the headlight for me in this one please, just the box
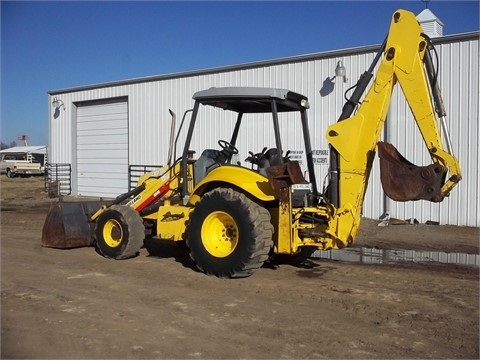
[300,99,310,109]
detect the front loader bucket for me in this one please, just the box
[42,201,104,249]
[378,141,446,203]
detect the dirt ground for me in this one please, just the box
[1,176,479,359]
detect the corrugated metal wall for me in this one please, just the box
[48,33,479,227]
[386,36,479,227]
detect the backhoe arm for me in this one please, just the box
[324,9,461,246]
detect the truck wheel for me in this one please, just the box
[6,169,14,178]
[186,188,273,278]
[95,205,145,260]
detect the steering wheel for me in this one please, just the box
[218,140,239,155]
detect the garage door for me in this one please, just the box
[76,98,128,198]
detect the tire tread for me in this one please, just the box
[187,188,273,278]
[96,205,144,260]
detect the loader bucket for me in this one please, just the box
[377,141,446,202]
[42,201,104,249]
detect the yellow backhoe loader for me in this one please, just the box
[42,9,461,277]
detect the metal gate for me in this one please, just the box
[45,163,71,196]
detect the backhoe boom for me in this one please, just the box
[325,9,461,245]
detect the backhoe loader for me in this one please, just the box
[42,9,461,277]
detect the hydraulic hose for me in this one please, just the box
[328,38,387,207]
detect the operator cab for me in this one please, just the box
[180,87,317,196]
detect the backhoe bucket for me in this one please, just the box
[377,141,446,202]
[42,201,104,249]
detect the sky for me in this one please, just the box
[1,1,479,146]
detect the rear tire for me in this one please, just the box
[186,188,273,278]
[95,205,145,259]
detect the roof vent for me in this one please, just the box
[417,9,444,38]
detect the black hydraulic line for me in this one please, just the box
[328,37,388,207]
[112,183,146,205]
[423,36,453,155]
[423,42,447,118]
[139,194,182,217]
[139,201,163,217]
[299,213,326,224]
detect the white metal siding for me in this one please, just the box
[76,100,128,197]
[386,38,479,227]
[48,34,479,226]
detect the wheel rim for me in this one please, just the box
[201,211,239,257]
[102,219,123,248]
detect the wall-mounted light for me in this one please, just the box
[52,97,65,119]
[335,60,348,83]
[52,97,65,111]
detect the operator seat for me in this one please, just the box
[194,149,228,185]
[257,148,284,176]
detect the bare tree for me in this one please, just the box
[0,141,17,150]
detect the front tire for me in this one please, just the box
[95,205,145,259]
[186,188,273,278]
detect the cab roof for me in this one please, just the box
[192,87,309,113]
[0,146,47,155]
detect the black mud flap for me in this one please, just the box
[377,141,446,202]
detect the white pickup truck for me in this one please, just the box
[0,153,44,178]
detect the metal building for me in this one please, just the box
[47,31,479,227]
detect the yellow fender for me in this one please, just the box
[189,166,277,204]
